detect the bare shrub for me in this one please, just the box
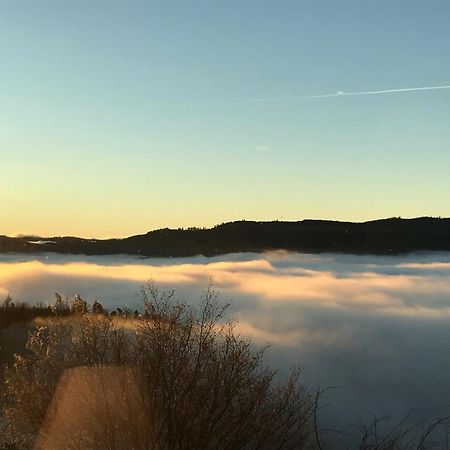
[313,391,450,450]
[352,413,450,450]
[1,284,314,449]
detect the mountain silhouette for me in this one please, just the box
[1,217,449,257]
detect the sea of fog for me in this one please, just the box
[2,250,450,446]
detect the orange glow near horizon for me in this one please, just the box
[1,255,450,321]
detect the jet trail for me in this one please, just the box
[246,84,450,103]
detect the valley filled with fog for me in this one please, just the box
[2,250,450,444]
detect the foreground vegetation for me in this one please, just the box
[0,286,312,449]
[0,287,449,449]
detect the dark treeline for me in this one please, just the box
[0,294,141,371]
[0,294,89,369]
[0,294,137,334]
[0,296,56,331]
[1,217,449,257]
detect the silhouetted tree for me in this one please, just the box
[70,294,88,314]
[92,300,106,315]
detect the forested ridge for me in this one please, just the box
[1,217,449,257]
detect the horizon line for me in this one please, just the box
[4,216,449,240]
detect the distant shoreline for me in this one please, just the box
[1,217,449,257]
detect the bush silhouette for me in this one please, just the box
[2,284,313,449]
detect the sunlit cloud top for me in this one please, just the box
[2,250,450,440]
[2,251,450,320]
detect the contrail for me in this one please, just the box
[246,84,450,103]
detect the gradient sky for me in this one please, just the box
[1,0,449,238]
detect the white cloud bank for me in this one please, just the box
[1,250,450,445]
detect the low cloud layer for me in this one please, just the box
[2,250,450,445]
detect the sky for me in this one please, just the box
[1,0,449,238]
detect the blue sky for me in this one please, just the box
[1,0,449,237]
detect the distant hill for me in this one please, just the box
[1,217,449,257]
